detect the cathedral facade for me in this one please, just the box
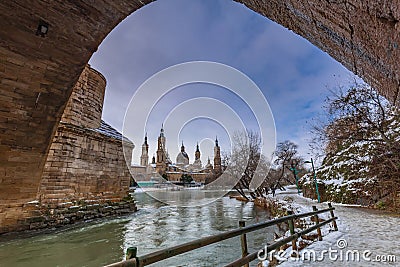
[133,126,222,184]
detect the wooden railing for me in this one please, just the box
[105,203,338,267]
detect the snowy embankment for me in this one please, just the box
[261,185,399,267]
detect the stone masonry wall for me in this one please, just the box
[0,0,145,234]
[61,65,105,129]
[0,121,135,233]
[1,198,137,234]
[38,123,133,206]
[238,0,400,105]
[38,65,133,206]
[0,65,135,234]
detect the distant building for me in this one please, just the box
[131,126,222,184]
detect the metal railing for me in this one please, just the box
[105,203,338,267]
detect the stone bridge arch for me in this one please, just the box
[0,0,399,232]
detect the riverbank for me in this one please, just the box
[0,198,137,236]
[300,176,400,213]
[231,186,340,267]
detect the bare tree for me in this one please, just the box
[324,83,395,144]
[313,81,400,210]
[225,131,304,200]
[273,140,302,191]
[224,131,273,200]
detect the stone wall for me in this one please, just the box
[38,65,134,206]
[61,66,106,129]
[38,122,133,206]
[0,0,145,234]
[238,0,400,104]
[1,198,136,233]
[0,65,135,234]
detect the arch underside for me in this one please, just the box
[0,0,398,231]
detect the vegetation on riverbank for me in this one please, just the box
[309,82,400,212]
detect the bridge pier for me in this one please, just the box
[0,65,135,234]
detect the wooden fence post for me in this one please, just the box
[239,220,249,267]
[312,206,323,241]
[287,211,298,257]
[327,203,338,231]
[126,247,137,260]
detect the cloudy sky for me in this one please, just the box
[89,0,356,164]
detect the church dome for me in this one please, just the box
[176,151,189,165]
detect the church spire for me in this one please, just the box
[160,124,164,137]
[156,124,167,175]
[181,141,185,152]
[214,136,221,174]
[195,142,200,161]
[140,133,149,166]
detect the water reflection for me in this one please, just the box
[0,191,279,267]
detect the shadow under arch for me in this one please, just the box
[0,0,399,232]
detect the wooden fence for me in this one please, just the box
[105,203,338,267]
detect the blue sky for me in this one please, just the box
[89,0,356,164]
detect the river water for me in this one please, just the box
[0,191,280,267]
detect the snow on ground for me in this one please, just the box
[268,185,400,266]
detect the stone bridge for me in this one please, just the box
[0,0,399,232]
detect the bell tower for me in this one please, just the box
[214,137,222,174]
[195,142,201,161]
[156,125,167,174]
[192,142,202,169]
[140,133,149,166]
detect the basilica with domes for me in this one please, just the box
[132,126,222,184]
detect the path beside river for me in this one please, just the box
[276,186,400,267]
